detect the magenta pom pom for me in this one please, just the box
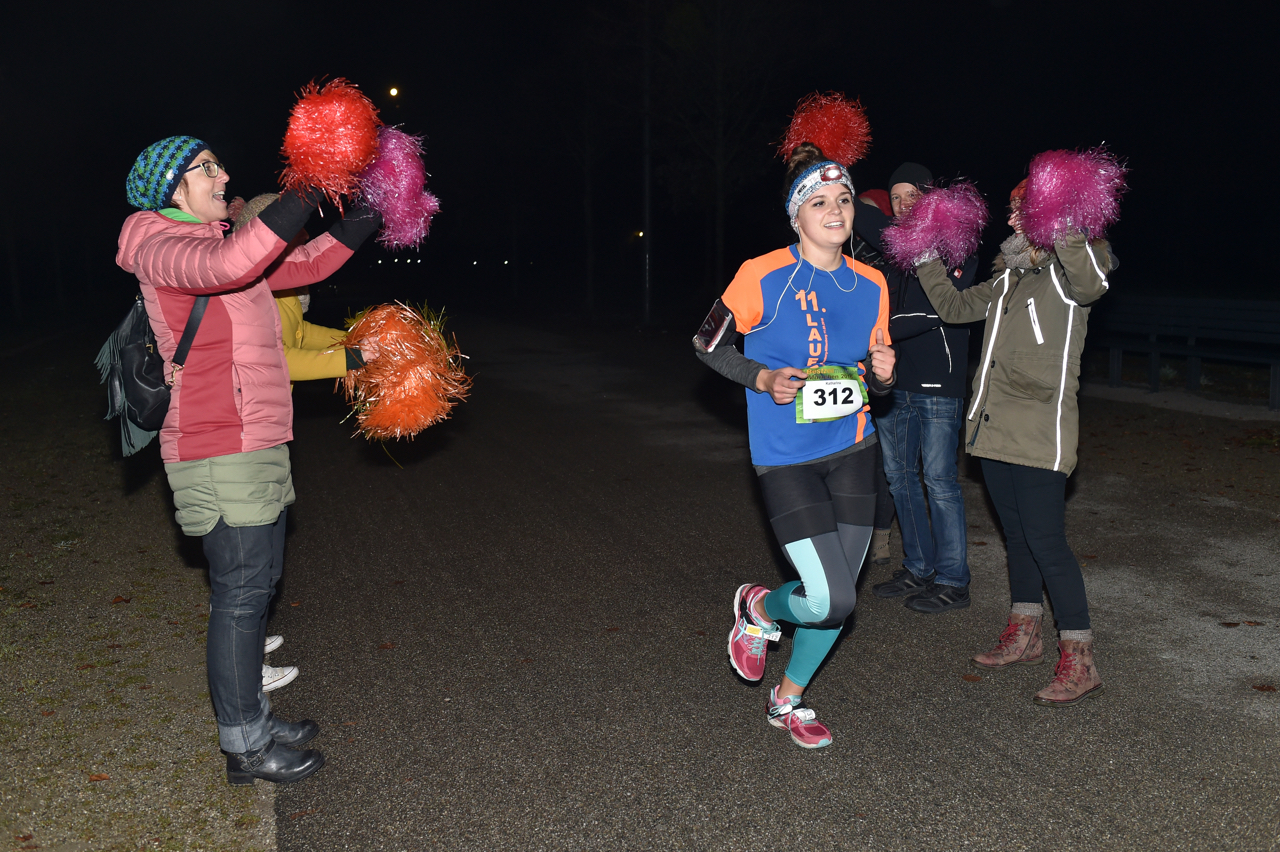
[1020,147,1128,248]
[883,182,988,270]
[357,126,440,250]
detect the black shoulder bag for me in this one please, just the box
[95,294,209,456]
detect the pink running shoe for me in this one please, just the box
[766,686,833,749]
[727,584,779,681]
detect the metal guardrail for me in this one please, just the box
[1090,298,1280,409]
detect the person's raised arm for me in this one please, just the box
[262,204,383,291]
[1054,233,1113,306]
[916,258,996,324]
[889,254,981,342]
[136,190,320,293]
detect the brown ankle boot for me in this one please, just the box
[971,613,1044,669]
[1033,639,1104,707]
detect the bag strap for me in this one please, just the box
[170,296,209,381]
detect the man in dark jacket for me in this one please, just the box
[856,163,978,613]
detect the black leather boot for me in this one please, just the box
[269,715,320,747]
[226,739,325,785]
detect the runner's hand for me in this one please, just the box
[757,366,807,404]
[869,329,895,383]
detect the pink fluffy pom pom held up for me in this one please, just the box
[779,92,871,166]
[281,78,382,207]
[883,182,988,270]
[1020,147,1128,248]
[358,126,440,250]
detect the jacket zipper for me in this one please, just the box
[1027,298,1044,345]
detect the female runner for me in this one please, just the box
[696,142,895,748]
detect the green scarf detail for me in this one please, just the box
[160,208,203,224]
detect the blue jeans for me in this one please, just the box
[878,391,969,587]
[203,511,286,753]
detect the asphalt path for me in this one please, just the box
[268,315,1280,851]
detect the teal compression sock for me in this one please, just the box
[783,624,843,687]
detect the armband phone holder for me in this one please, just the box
[693,300,734,354]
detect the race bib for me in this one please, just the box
[796,365,867,423]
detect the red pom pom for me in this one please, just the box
[779,92,871,166]
[280,78,382,207]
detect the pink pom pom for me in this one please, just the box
[779,92,871,166]
[883,182,989,270]
[1020,147,1128,248]
[357,127,440,250]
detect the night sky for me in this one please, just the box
[0,1,1262,327]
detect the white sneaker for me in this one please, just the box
[264,635,284,654]
[262,664,298,692]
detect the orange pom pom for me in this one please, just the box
[340,304,470,441]
[280,78,382,207]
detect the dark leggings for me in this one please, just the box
[980,458,1090,630]
[756,445,878,686]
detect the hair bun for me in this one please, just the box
[785,142,827,184]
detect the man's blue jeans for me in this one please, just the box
[878,391,969,587]
[203,511,286,753]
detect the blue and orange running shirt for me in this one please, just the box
[720,245,890,467]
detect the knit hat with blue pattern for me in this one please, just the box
[125,136,209,210]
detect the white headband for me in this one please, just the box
[786,161,855,223]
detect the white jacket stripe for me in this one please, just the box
[968,270,1010,421]
[1050,266,1074,471]
[1048,264,1079,306]
[1084,242,1110,290]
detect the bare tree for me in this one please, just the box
[653,0,778,291]
[528,3,642,318]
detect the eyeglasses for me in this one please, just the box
[184,161,226,179]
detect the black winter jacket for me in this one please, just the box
[854,202,978,398]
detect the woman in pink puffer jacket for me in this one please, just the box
[117,135,379,785]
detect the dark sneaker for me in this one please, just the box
[905,582,971,614]
[872,568,935,599]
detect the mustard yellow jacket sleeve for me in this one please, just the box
[275,294,350,382]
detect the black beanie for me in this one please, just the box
[888,162,933,190]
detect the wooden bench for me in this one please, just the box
[1093,297,1280,410]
